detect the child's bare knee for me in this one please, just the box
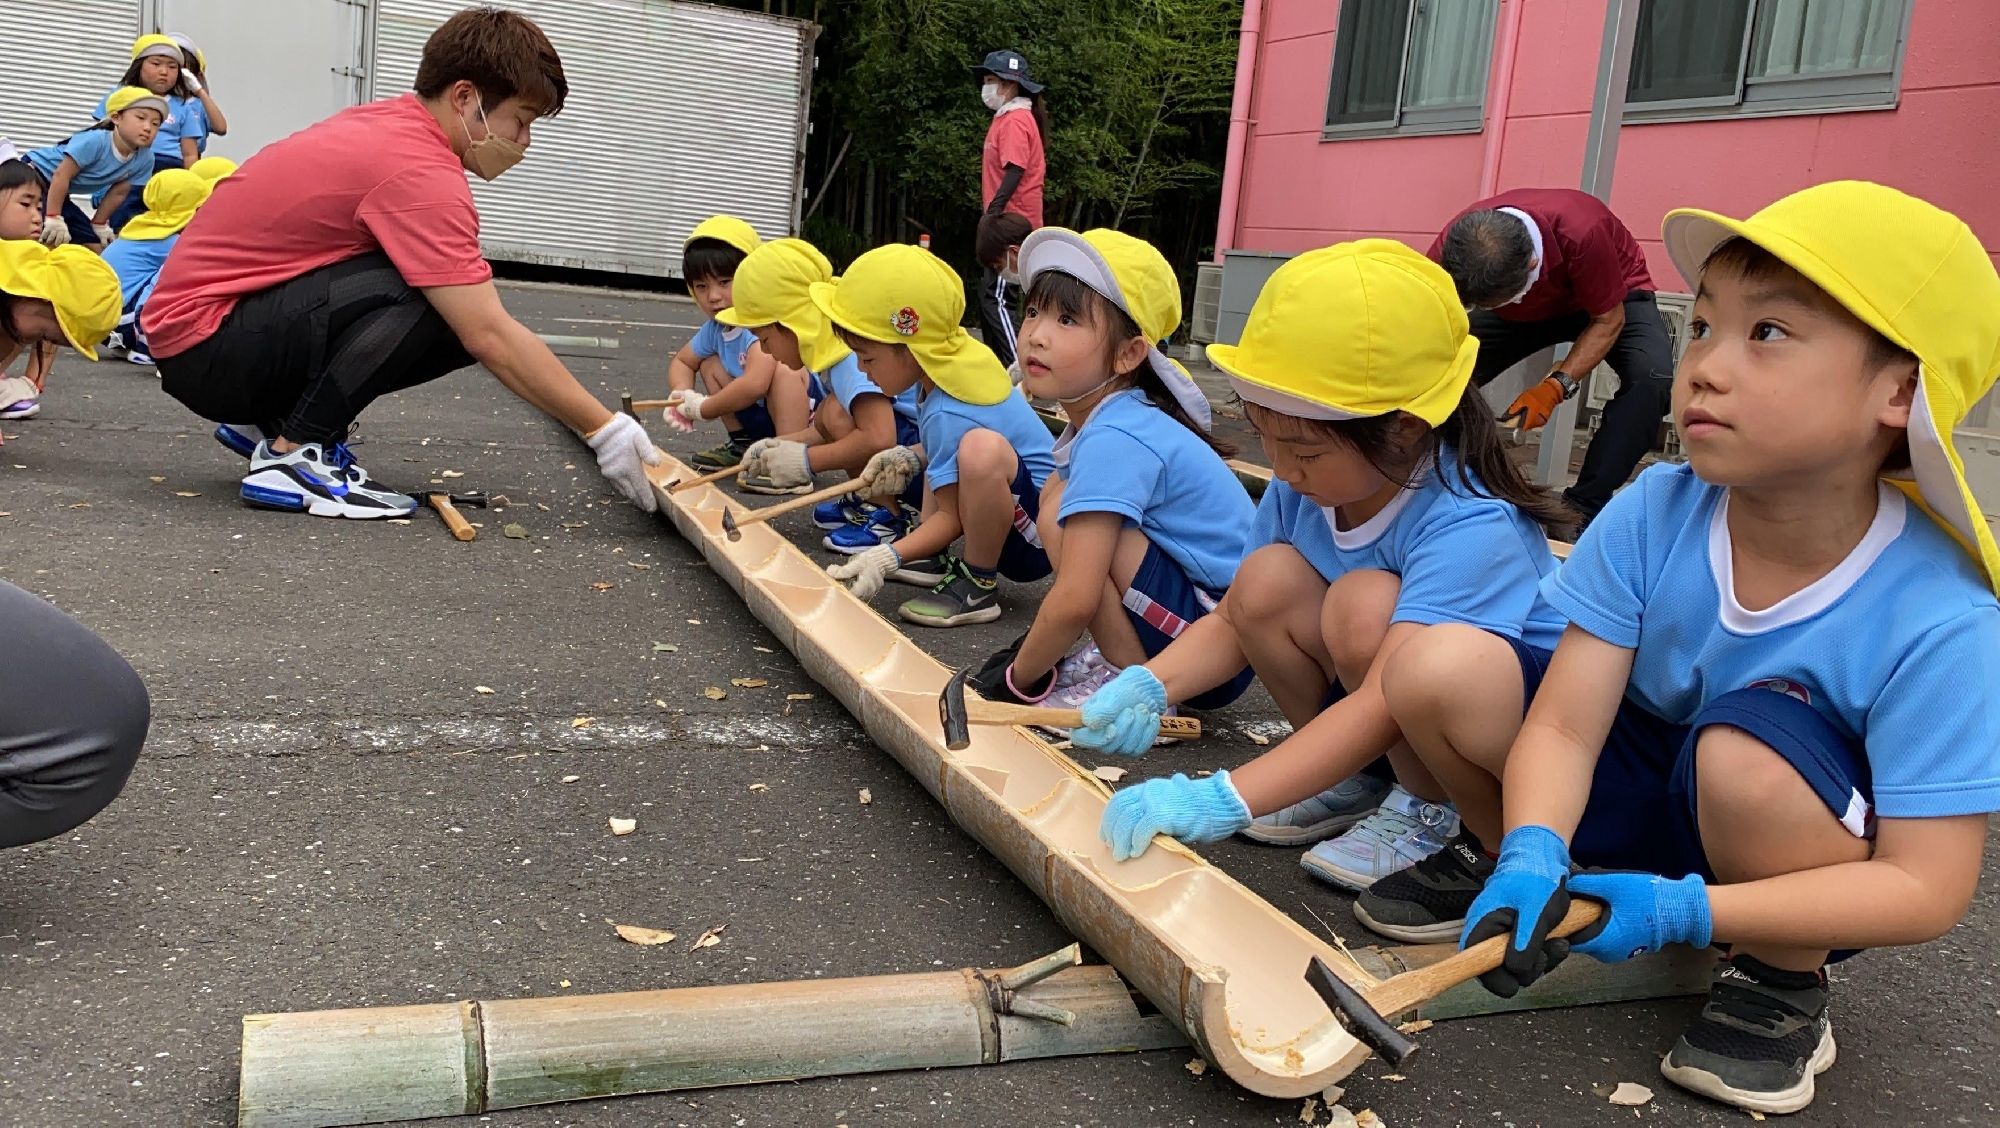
[955,428,1012,481]
[1382,623,1489,717]
[1322,569,1400,671]
[1225,545,1319,625]
[1696,725,1813,822]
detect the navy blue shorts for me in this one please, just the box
[1505,640,1871,882]
[58,198,99,246]
[995,460,1051,583]
[1125,543,1252,711]
[731,401,777,442]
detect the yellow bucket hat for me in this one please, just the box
[130,34,183,63]
[104,86,170,121]
[1208,239,1476,427]
[1663,180,2000,593]
[684,215,761,257]
[120,169,212,242]
[808,244,1011,406]
[0,242,121,360]
[190,156,237,181]
[1017,227,1212,430]
[715,238,851,374]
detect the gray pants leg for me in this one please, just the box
[0,580,148,848]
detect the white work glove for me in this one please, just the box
[584,413,661,513]
[857,445,924,498]
[182,70,202,94]
[741,437,813,488]
[827,544,901,600]
[664,388,708,432]
[92,223,115,246]
[39,216,69,248]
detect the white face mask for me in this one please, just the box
[1000,248,1022,287]
[981,80,1008,112]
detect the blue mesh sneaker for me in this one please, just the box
[1241,772,1392,845]
[240,440,417,519]
[824,505,912,555]
[813,495,878,530]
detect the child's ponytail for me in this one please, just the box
[1432,384,1577,536]
[1133,361,1236,459]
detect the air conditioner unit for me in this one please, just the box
[1190,262,1224,344]
[1583,291,1697,459]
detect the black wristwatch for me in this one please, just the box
[1549,369,1582,400]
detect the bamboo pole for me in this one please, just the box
[239,950,1184,1128]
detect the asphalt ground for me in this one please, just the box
[0,282,1993,1128]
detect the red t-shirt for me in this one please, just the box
[981,106,1044,228]
[1428,188,1653,323]
[145,93,492,357]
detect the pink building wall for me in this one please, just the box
[1227,0,2000,285]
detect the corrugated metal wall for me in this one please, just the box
[372,0,811,278]
[0,1,140,151]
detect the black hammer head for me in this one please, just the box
[722,508,742,542]
[1305,956,1419,1067]
[939,668,972,751]
[620,393,638,420]
[450,492,489,509]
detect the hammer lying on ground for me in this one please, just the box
[1305,899,1604,1067]
[939,667,1202,751]
[720,479,856,542]
[621,392,682,419]
[413,489,487,541]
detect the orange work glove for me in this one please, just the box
[1501,374,1571,431]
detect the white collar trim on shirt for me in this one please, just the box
[1708,481,1905,636]
[720,325,746,341]
[1050,389,1135,471]
[1323,484,1419,551]
[994,96,1034,118]
[1497,206,1543,301]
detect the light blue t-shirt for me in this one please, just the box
[1545,461,2000,819]
[822,353,920,445]
[687,319,757,379]
[1252,446,1568,651]
[25,130,153,200]
[1055,390,1253,593]
[916,384,1056,494]
[95,89,206,163]
[101,233,177,309]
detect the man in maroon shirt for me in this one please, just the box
[148,8,660,520]
[1430,188,1676,526]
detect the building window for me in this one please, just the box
[1324,0,1499,139]
[1626,0,1911,121]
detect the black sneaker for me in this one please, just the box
[897,562,1001,628]
[1661,955,1834,1115]
[1351,831,1494,943]
[893,552,956,587]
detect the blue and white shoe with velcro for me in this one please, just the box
[1240,772,1393,845]
[240,440,417,519]
[824,506,912,555]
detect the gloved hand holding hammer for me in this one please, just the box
[855,445,924,498]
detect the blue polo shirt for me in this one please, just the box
[917,384,1055,492]
[26,130,153,202]
[687,319,757,378]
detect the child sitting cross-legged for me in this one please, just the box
[661,216,814,471]
[1364,182,2000,1115]
[813,244,1056,628]
[1082,241,1573,899]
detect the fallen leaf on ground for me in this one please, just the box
[1184,1058,1206,1077]
[686,618,702,625]
[474,686,496,695]
[1299,1097,1319,1123]
[1245,730,1271,745]
[731,677,768,688]
[562,521,588,529]
[591,582,615,591]
[388,519,410,525]
[627,561,651,570]
[1606,1083,1653,1107]
[571,717,593,729]
[558,980,571,988]
[148,476,165,483]
[1395,1019,1432,1034]
[1092,765,1128,782]
[786,693,813,701]
[858,788,872,805]
[748,783,767,792]
[67,502,89,509]
[560,775,581,784]
[752,645,773,653]
[441,470,464,479]
[652,642,679,652]
[654,698,668,707]
[505,753,527,760]
[503,524,528,539]
[536,503,551,511]
[173,491,200,497]
[702,686,727,701]
[613,923,675,946]
[1381,1073,1405,1082]
[608,817,636,835]
[690,924,726,951]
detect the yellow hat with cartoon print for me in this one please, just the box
[104,85,170,121]
[1208,239,1476,426]
[1017,227,1213,429]
[684,215,761,257]
[1664,180,2000,593]
[190,156,237,181]
[715,238,850,374]
[0,242,121,361]
[120,169,212,241]
[808,244,1011,406]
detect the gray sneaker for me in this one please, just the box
[1241,772,1392,845]
[1299,784,1458,891]
[1661,955,1835,1115]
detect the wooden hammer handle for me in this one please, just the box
[965,698,1202,740]
[1364,899,1602,1018]
[629,397,679,414]
[730,479,856,529]
[428,495,477,542]
[667,461,744,494]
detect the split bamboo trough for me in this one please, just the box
[645,454,1383,1097]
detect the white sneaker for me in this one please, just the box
[1299,785,1459,891]
[1045,657,1119,712]
[240,440,417,519]
[1240,772,1392,845]
[0,375,39,419]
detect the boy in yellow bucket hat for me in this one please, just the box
[810,244,1056,626]
[1380,181,2000,1115]
[0,241,121,434]
[101,168,216,366]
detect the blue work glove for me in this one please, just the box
[1099,770,1251,862]
[1461,825,1573,998]
[1071,666,1168,757]
[1564,871,1713,963]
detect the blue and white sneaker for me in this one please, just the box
[1241,772,1392,845]
[240,440,417,519]
[1299,785,1459,891]
[824,506,912,555]
[813,494,878,530]
[214,423,271,458]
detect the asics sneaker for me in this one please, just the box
[825,506,913,555]
[1241,772,1392,846]
[214,423,271,458]
[1351,830,1494,942]
[1299,785,1459,891]
[240,441,417,519]
[1661,955,1835,1115]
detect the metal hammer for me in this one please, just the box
[621,392,680,420]
[719,478,851,541]
[413,489,487,542]
[938,667,1202,751]
[1304,898,1603,1066]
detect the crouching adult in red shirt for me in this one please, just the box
[1431,188,1675,530]
[144,7,659,519]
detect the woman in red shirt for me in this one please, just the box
[972,49,1046,369]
